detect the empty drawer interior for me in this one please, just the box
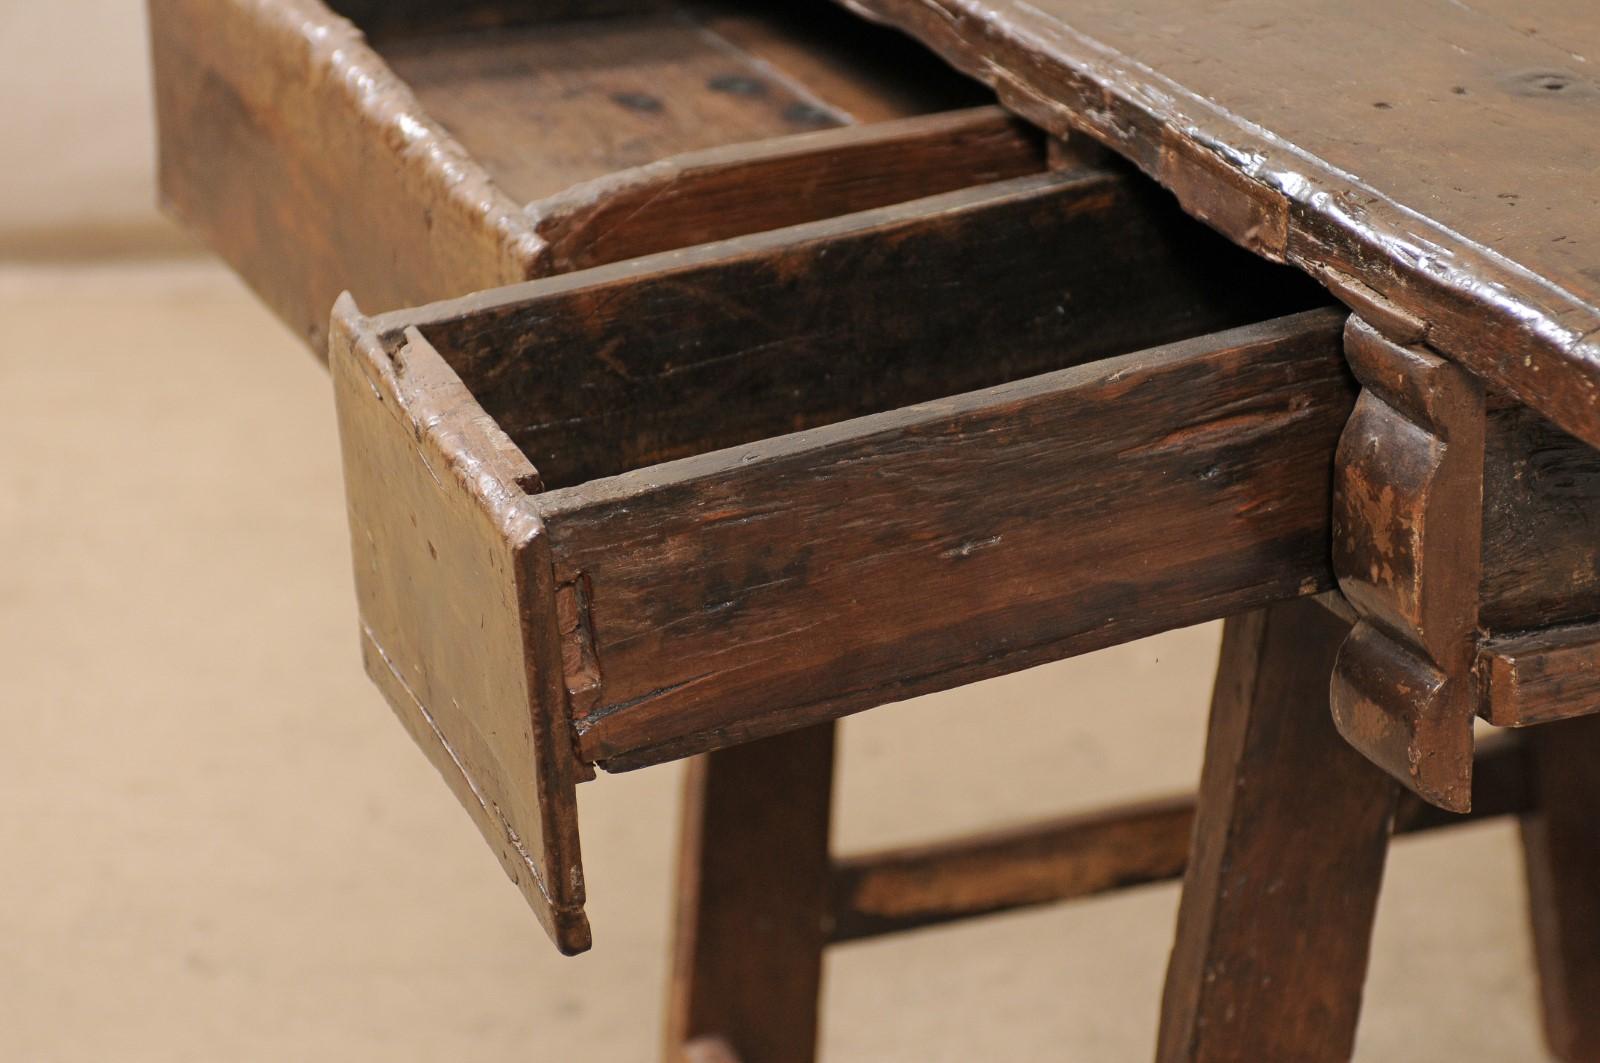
[152,0,1049,348]
[390,166,1330,489]
[337,0,994,204]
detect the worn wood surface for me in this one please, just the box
[330,306,590,953]
[1331,316,1486,812]
[380,13,843,205]
[402,170,1323,489]
[149,0,986,351]
[527,308,1351,769]
[324,1,655,38]
[665,724,835,1063]
[689,1,989,122]
[1481,402,1600,634]
[828,732,1530,943]
[831,797,1192,943]
[835,0,1600,449]
[1479,623,1600,727]
[382,1,972,207]
[1521,713,1600,1062]
[1158,598,1399,1062]
[150,0,536,351]
[530,107,1045,274]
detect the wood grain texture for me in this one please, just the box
[149,0,538,352]
[330,304,589,953]
[148,0,988,352]
[1478,623,1600,727]
[1159,598,1399,1063]
[830,797,1193,943]
[688,0,990,122]
[324,0,654,38]
[834,0,1600,449]
[529,107,1045,274]
[379,2,957,207]
[1331,316,1485,812]
[325,165,1334,953]
[827,732,1530,943]
[405,170,1324,490]
[665,725,835,1063]
[1481,401,1600,634]
[530,308,1352,769]
[1521,713,1600,1063]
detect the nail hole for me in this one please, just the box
[610,91,662,113]
[707,74,767,97]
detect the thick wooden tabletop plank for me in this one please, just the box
[839,0,1600,447]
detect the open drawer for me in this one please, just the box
[150,0,1039,350]
[331,162,1351,952]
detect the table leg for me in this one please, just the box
[1157,598,1400,1062]
[664,722,836,1063]
[1522,713,1600,1063]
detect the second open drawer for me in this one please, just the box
[332,163,1351,952]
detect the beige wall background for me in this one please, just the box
[0,3,1555,1060]
[0,2,196,258]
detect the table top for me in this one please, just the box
[843,0,1600,446]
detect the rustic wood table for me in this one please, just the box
[151,1,1600,1059]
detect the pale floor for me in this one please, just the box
[0,261,1553,1060]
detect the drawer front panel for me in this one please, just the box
[545,309,1352,768]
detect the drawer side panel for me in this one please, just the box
[546,309,1353,768]
[330,300,587,952]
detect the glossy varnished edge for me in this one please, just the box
[834,0,1600,448]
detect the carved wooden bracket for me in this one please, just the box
[1330,315,1486,812]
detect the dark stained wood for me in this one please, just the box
[531,308,1351,770]
[830,796,1193,943]
[1480,402,1600,634]
[1478,624,1600,728]
[665,724,835,1063]
[329,307,590,954]
[1158,597,1399,1063]
[1520,713,1600,1063]
[148,0,991,351]
[827,732,1531,943]
[530,107,1046,274]
[404,170,1323,488]
[1331,316,1486,812]
[835,0,1600,449]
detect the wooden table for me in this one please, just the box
[832,3,1600,1057]
[150,1,1600,1059]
